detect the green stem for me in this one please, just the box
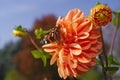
[109,14,119,55]
[99,55,107,80]
[99,27,108,80]
[108,12,119,80]
[100,27,108,68]
[27,33,40,51]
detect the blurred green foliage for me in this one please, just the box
[112,10,120,28]
[78,69,102,80]
[4,69,27,80]
[0,40,23,80]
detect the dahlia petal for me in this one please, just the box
[70,43,81,49]
[65,67,70,77]
[89,59,96,66]
[79,63,90,70]
[89,35,101,39]
[91,42,102,50]
[59,48,64,63]
[65,10,73,21]
[42,43,57,48]
[78,32,89,39]
[58,67,63,78]
[42,43,57,53]
[89,39,97,44]
[96,42,102,49]
[70,49,82,56]
[69,59,77,68]
[72,22,78,33]
[70,43,82,55]
[78,55,91,63]
[80,41,89,44]
[86,48,101,58]
[44,48,56,53]
[56,16,62,26]
[69,64,77,78]
[80,41,91,50]
[79,22,93,33]
[76,17,85,25]
[58,60,67,79]
[77,64,89,72]
[78,21,91,32]
[73,9,83,21]
[86,22,93,32]
[50,53,58,65]
[81,52,91,59]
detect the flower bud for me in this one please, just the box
[89,3,112,27]
[13,29,26,38]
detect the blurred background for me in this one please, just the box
[0,0,120,80]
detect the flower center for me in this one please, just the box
[99,13,105,20]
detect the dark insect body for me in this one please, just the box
[40,26,60,44]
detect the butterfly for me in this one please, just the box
[40,26,60,44]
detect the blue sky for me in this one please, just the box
[0,0,120,49]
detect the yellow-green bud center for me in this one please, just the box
[99,13,105,20]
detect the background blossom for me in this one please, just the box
[43,8,102,79]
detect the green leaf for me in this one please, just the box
[31,50,42,59]
[112,10,120,28]
[31,49,50,67]
[42,56,47,67]
[105,67,119,76]
[96,58,101,65]
[96,2,101,5]
[34,28,50,39]
[34,28,43,39]
[108,54,120,66]
[112,17,116,26]
[14,25,27,33]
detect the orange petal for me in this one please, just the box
[88,58,96,66]
[58,48,64,63]
[44,48,56,53]
[86,48,100,58]
[78,32,89,39]
[78,21,93,33]
[58,62,67,79]
[64,67,70,77]
[70,43,82,55]
[77,64,89,72]
[70,49,82,56]
[70,43,81,49]
[89,35,101,39]
[77,21,90,32]
[42,43,57,53]
[50,53,58,65]
[78,55,91,63]
[80,41,91,50]
[56,16,62,26]
[65,10,73,21]
[42,43,57,48]
[69,59,77,68]
[73,9,83,21]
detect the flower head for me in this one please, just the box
[89,3,112,27]
[42,9,102,79]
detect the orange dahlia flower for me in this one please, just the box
[42,9,102,79]
[89,3,112,27]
